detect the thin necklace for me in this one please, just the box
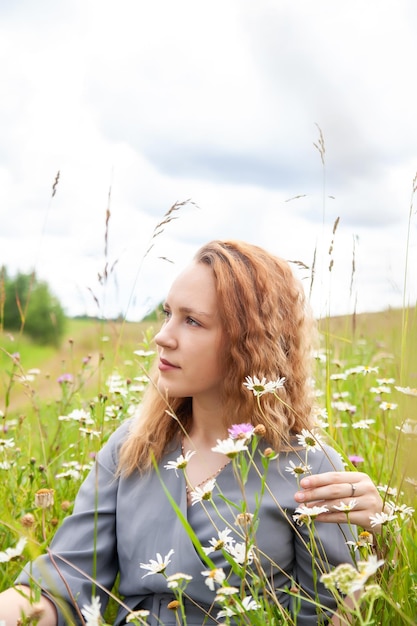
[181,439,230,494]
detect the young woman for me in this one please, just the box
[0,240,383,625]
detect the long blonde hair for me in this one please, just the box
[119,240,316,475]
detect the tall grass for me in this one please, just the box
[0,172,416,623]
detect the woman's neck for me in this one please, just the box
[186,401,228,445]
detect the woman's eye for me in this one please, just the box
[186,317,200,327]
[162,308,171,319]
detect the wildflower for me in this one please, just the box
[34,489,54,509]
[140,549,174,577]
[57,373,73,384]
[369,511,397,528]
[330,372,347,381]
[396,420,417,435]
[106,374,128,396]
[385,501,415,520]
[235,512,254,528]
[348,454,364,466]
[253,424,266,437]
[59,408,93,424]
[0,461,11,470]
[361,584,383,602]
[56,469,82,480]
[164,449,196,476]
[395,385,417,396]
[354,555,385,591]
[190,478,217,505]
[215,586,239,600]
[166,572,193,589]
[0,438,15,451]
[0,537,27,563]
[293,504,329,525]
[126,610,150,622]
[79,427,101,437]
[295,429,324,453]
[332,392,350,400]
[333,499,358,512]
[217,595,261,618]
[332,401,357,414]
[228,423,255,440]
[211,437,248,457]
[313,406,329,420]
[370,385,391,395]
[81,596,102,626]
[346,365,379,376]
[379,401,398,411]
[134,349,156,357]
[321,555,384,595]
[377,377,395,385]
[20,513,36,528]
[201,567,226,591]
[243,375,285,397]
[346,531,374,551]
[377,484,399,497]
[225,541,254,565]
[261,447,278,459]
[202,528,234,555]
[352,419,375,429]
[285,460,312,477]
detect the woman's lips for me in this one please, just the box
[159,358,180,371]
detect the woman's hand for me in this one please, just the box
[294,471,384,531]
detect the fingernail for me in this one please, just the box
[295,491,305,502]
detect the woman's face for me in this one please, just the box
[154,262,225,405]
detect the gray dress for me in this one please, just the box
[17,420,355,625]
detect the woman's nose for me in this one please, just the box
[155,321,177,349]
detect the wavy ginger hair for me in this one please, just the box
[119,240,316,475]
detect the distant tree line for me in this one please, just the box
[0,268,66,346]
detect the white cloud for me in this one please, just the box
[0,0,416,322]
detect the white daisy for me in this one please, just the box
[295,429,324,453]
[140,549,174,577]
[293,504,329,525]
[225,541,254,565]
[369,511,397,528]
[394,385,417,396]
[164,450,196,476]
[211,437,248,457]
[81,596,102,626]
[126,610,150,622]
[285,459,312,477]
[0,537,27,563]
[379,402,398,411]
[166,572,193,589]
[333,499,358,512]
[243,375,285,397]
[201,567,226,591]
[202,527,234,555]
[0,438,15,451]
[190,478,217,505]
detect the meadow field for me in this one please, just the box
[1,305,416,624]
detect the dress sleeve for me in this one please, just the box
[291,446,357,624]
[16,422,130,626]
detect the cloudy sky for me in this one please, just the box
[1,0,416,322]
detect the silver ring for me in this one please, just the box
[350,483,356,497]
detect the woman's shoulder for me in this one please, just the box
[97,417,136,467]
